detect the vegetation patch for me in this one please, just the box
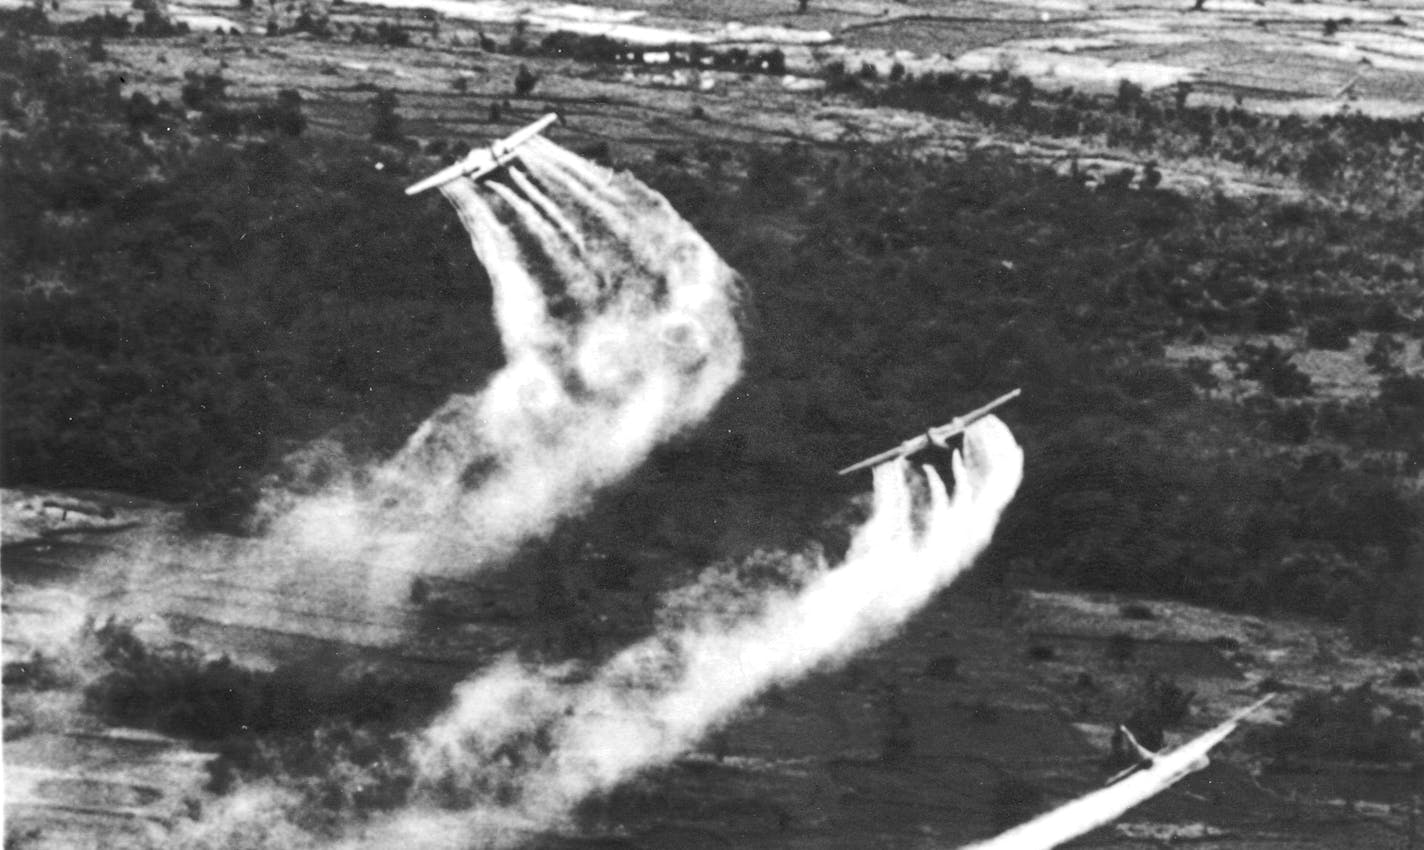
[1265,683,1423,764]
[82,620,448,740]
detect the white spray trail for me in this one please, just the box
[961,695,1276,850]
[345,415,1023,850]
[271,138,743,575]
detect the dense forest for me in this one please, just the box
[3,11,1423,653]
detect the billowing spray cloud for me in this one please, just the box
[271,138,743,575]
[338,415,1023,849]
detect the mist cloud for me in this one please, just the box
[340,415,1023,849]
[269,138,743,580]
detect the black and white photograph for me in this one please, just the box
[3,0,1423,847]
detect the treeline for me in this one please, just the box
[3,18,1422,646]
[858,68,1424,207]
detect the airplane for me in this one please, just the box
[1106,693,1276,786]
[404,113,560,196]
[961,694,1276,850]
[836,388,1022,476]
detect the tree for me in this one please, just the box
[513,63,538,96]
[272,87,305,136]
[1306,317,1354,350]
[1228,341,1312,398]
[180,69,227,112]
[369,89,403,144]
[1255,286,1295,333]
[1365,333,1404,376]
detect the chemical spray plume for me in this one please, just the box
[342,414,1023,850]
[961,694,1276,850]
[271,138,743,576]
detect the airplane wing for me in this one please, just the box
[405,113,560,196]
[1104,763,1140,786]
[836,434,933,477]
[837,389,1021,476]
[961,695,1275,850]
[490,112,559,158]
[405,150,499,196]
[1104,759,1154,786]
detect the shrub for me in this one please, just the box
[59,11,130,38]
[292,10,330,38]
[1255,287,1295,333]
[1306,317,1355,350]
[1119,602,1156,620]
[1300,139,1346,186]
[1228,341,1312,397]
[1364,300,1410,333]
[270,88,306,136]
[373,19,408,47]
[369,89,403,143]
[1390,668,1421,688]
[181,69,228,111]
[133,8,187,36]
[1115,79,1143,112]
[513,63,538,96]
[125,91,160,127]
[1268,683,1421,762]
[3,651,67,690]
[1365,333,1403,376]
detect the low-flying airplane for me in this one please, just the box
[837,388,1022,476]
[1106,693,1276,786]
[405,113,560,196]
[961,694,1276,850]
